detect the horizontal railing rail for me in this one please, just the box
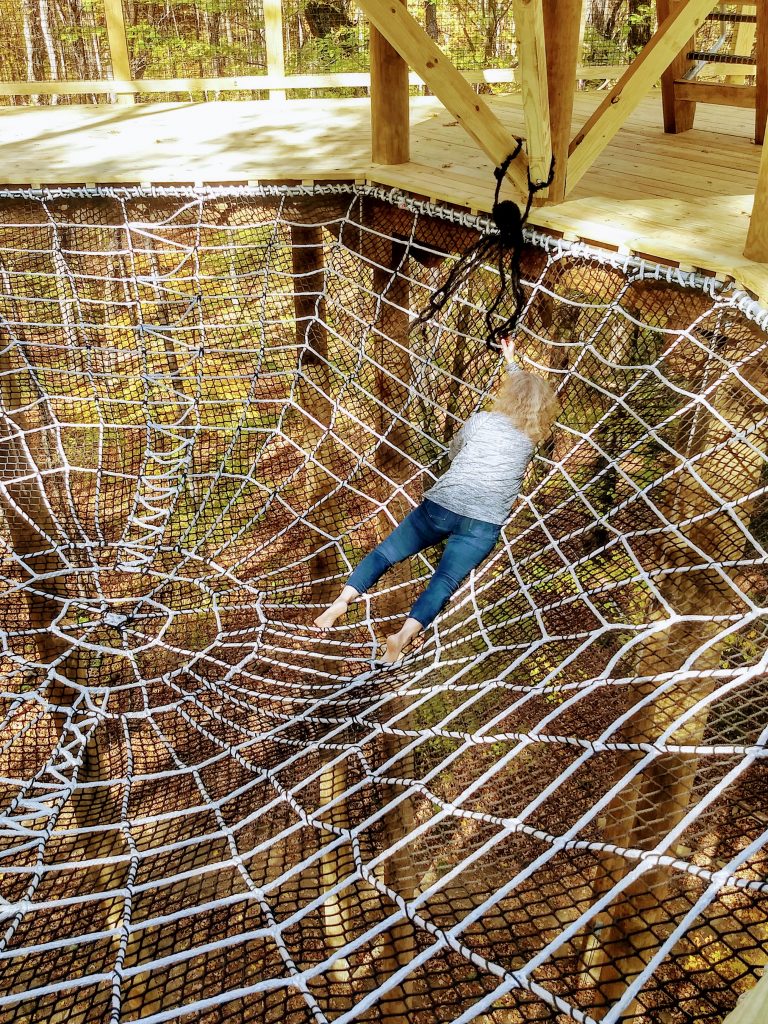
[0,65,639,99]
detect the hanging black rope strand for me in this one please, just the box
[409,143,555,351]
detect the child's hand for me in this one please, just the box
[500,336,515,364]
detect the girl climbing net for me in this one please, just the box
[314,338,560,663]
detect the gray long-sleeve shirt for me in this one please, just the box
[424,411,534,525]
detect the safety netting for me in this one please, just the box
[0,183,766,1024]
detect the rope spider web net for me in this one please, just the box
[0,183,766,1024]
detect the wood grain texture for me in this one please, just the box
[0,92,765,298]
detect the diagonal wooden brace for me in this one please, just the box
[357,0,530,197]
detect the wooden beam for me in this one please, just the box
[567,0,721,193]
[356,0,529,196]
[675,81,757,107]
[756,0,768,144]
[542,0,582,202]
[0,65,637,99]
[0,75,374,95]
[512,0,551,185]
[370,0,410,164]
[104,0,134,105]
[657,0,696,132]
[744,124,768,261]
[263,0,286,102]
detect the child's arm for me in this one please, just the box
[447,423,466,462]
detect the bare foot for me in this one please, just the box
[313,599,349,630]
[380,633,406,664]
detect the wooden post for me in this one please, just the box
[744,126,768,261]
[755,0,767,144]
[372,238,412,529]
[289,219,337,590]
[318,756,354,982]
[512,0,552,186]
[263,0,287,102]
[656,0,696,133]
[103,0,134,105]
[370,0,410,165]
[542,0,582,202]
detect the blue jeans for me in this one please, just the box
[347,499,501,628]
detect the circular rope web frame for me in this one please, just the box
[0,184,766,1024]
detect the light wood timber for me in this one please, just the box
[104,0,134,105]
[542,0,583,201]
[674,81,757,107]
[263,0,287,102]
[356,0,529,197]
[0,74,373,95]
[568,0,721,192]
[370,0,410,164]
[0,65,667,99]
[512,0,552,186]
[745,109,768,260]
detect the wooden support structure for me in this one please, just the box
[357,0,529,196]
[318,754,355,981]
[675,80,757,107]
[757,1,768,143]
[371,237,412,514]
[512,0,552,186]
[263,0,286,102]
[657,0,697,133]
[542,0,583,202]
[568,0,720,193]
[103,0,134,105]
[370,0,410,165]
[745,115,768,260]
[289,218,338,590]
[0,66,634,100]
[658,0,767,144]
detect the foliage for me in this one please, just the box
[2,0,665,103]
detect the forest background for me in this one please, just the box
[1,0,658,102]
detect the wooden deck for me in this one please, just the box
[1,93,765,300]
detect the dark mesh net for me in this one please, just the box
[0,184,765,1023]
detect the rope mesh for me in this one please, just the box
[0,184,766,1024]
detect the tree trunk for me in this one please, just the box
[38,0,59,104]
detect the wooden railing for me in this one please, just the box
[0,0,639,103]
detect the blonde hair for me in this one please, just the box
[489,370,559,444]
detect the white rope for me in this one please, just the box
[0,183,766,1024]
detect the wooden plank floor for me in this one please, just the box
[0,93,765,300]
